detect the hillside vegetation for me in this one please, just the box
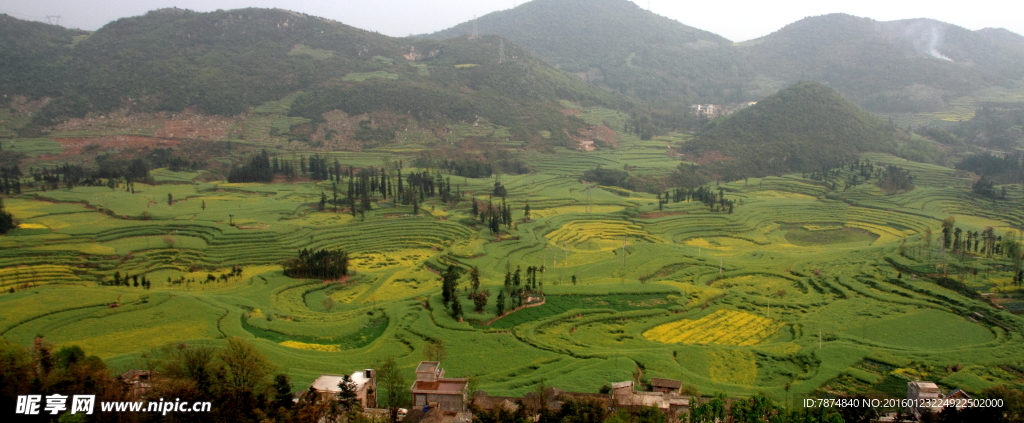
[3,8,626,149]
[683,82,897,178]
[426,0,744,105]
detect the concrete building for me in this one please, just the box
[906,381,943,419]
[309,369,378,409]
[411,362,469,412]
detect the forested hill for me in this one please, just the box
[682,81,897,179]
[424,0,745,105]
[738,14,1024,113]
[0,14,88,99]
[5,8,625,146]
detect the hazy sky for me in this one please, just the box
[2,0,1021,42]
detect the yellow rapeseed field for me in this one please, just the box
[529,205,625,218]
[546,220,660,249]
[279,340,341,352]
[802,225,843,231]
[644,309,784,346]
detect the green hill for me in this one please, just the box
[424,0,744,105]
[0,8,625,147]
[682,81,897,179]
[0,14,87,99]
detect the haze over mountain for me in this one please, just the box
[740,14,1024,113]
[428,0,1024,113]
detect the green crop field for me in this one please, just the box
[2,104,1023,404]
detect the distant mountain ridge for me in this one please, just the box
[740,14,1024,112]
[427,1,1024,113]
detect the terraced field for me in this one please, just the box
[1,105,1023,401]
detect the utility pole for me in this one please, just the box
[472,15,479,39]
[499,39,505,64]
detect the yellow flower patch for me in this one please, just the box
[546,220,660,249]
[279,340,341,352]
[643,309,784,346]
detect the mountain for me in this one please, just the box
[733,14,1024,113]
[428,3,1024,114]
[424,0,745,105]
[681,81,897,179]
[0,14,87,99]
[0,9,626,147]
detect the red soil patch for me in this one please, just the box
[560,108,583,116]
[154,114,232,141]
[53,136,180,155]
[694,150,734,166]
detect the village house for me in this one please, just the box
[410,361,469,412]
[906,381,944,419]
[309,369,378,409]
[611,380,690,418]
[120,370,155,400]
[471,381,689,421]
[650,378,683,395]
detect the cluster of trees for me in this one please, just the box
[228,150,274,183]
[935,217,1024,281]
[283,249,349,280]
[106,271,153,289]
[472,197,515,234]
[0,336,421,423]
[0,338,130,423]
[971,177,1009,199]
[876,164,915,192]
[1,162,22,195]
[438,158,495,179]
[925,107,1024,150]
[658,186,734,213]
[440,265,465,319]
[1,145,204,196]
[497,264,544,314]
[582,167,630,189]
[0,198,15,235]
